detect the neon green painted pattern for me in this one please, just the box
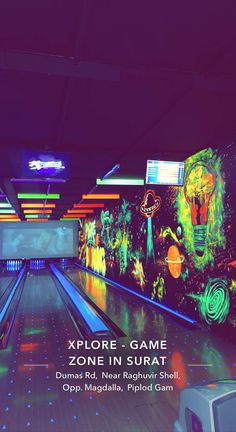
[176,148,225,269]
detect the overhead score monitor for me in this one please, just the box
[146,160,185,186]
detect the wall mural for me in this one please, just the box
[78,145,236,336]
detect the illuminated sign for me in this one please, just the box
[23,151,69,180]
[29,160,65,171]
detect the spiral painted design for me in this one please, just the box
[200,279,230,325]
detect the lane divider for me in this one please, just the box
[0,266,26,322]
[50,264,109,334]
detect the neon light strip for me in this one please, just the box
[50,264,109,333]
[0,215,19,219]
[73,203,105,208]
[63,214,86,218]
[60,218,85,220]
[0,219,21,222]
[26,219,48,222]
[103,164,120,179]
[18,194,60,199]
[67,209,94,214]
[25,214,51,219]
[96,178,144,186]
[0,266,26,322]
[11,178,66,183]
[0,203,12,208]
[23,209,53,214]
[0,210,16,214]
[82,194,120,199]
[21,203,56,208]
[76,264,197,325]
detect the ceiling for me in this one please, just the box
[0,0,236,220]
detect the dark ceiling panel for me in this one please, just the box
[60,74,189,150]
[0,70,66,145]
[80,0,236,71]
[0,0,82,56]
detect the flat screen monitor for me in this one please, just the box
[0,221,78,259]
[146,160,185,185]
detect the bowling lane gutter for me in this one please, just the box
[49,264,117,340]
[0,266,26,349]
[0,272,19,302]
[57,265,126,338]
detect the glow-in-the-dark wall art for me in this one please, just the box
[78,145,236,337]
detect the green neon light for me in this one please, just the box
[96,178,144,186]
[0,209,16,214]
[25,214,51,218]
[0,203,12,208]
[18,194,60,199]
[60,218,80,221]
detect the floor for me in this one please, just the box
[0,265,235,432]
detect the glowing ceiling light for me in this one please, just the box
[23,209,53,214]
[73,203,105,208]
[67,209,94,214]
[0,215,19,219]
[26,219,48,222]
[0,219,21,222]
[82,194,120,199]
[17,194,60,199]
[0,203,12,208]
[96,178,144,186]
[63,214,86,218]
[60,217,85,220]
[0,210,16,214]
[21,203,56,208]
[25,214,51,219]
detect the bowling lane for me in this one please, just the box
[0,269,81,432]
[63,265,198,340]
[0,268,18,298]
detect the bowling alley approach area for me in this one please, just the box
[0,3,236,432]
